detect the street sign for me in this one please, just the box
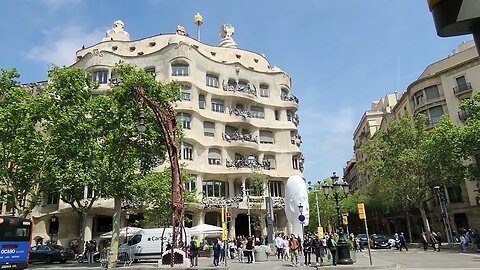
[226,211,232,220]
[317,226,324,238]
[342,215,348,225]
[298,214,305,222]
[222,223,228,241]
[358,203,366,219]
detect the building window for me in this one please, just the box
[145,67,156,77]
[259,130,274,144]
[211,99,225,113]
[425,85,440,101]
[447,185,463,203]
[181,85,191,101]
[429,105,444,124]
[259,84,269,97]
[199,94,205,109]
[95,216,113,233]
[290,131,297,144]
[264,155,276,169]
[269,181,282,197]
[292,155,299,170]
[206,74,219,88]
[177,112,191,129]
[181,143,193,160]
[203,121,215,137]
[171,63,189,76]
[186,175,197,192]
[287,110,293,122]
[208,148,222,165]
[91,70,108,84]
[251,106,265,119]
[456,76,467,87]
[203,180,228,197]
[275,110,280,121]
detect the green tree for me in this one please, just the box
[459,92,480,182]
[0,69,48,217]
[358,114,466,234]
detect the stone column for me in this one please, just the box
[84,215,94,242]
[228,213,236,239]
[228,178,235,198]
[193,210,205,226]
[196,174,203,197]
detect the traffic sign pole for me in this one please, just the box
[358,203,372,266]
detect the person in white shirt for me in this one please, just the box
[275,234,284,260]
[282,236,290,261]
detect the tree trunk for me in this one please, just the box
[77,211,88,253]
[108,197,121,268]
[406,211,413,243]
[418,207,431,234]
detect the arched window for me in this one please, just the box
[208,148,221,165]
[211,99,225,113]
[251,106,265,119]
[91,69,108,84]
[181,85,191,101]
[171,62,189,76]
[206,74,219,88]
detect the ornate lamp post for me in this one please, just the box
[298,203,305,239]
[243,188,253,236]
[193,12,203,41]
[434,186,453,248]
[49,214,58,245]
[322,172,353,265]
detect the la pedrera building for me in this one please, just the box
[24,20,303,246]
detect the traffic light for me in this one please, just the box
[226,211,232,222]
[357,203,366,220]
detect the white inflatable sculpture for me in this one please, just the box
[284,175,309,242]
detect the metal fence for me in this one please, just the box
[99,247,135,268]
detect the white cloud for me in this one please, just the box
[26,25,104,66]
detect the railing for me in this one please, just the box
[222,80,257,97]
[226,156,270,170]
[202,196,243,208]
[99,246,135,268]
[222,132,258,143]
[281,93,299,103]
[292,114,300,126]
[453,82,472,95]
[229,108,252,119]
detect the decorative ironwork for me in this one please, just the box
[293,114,300,126]
[222,131,257,143]
[281,93,299,103]
[453,82,472,95]
[299,154,305,172]
[222,80,257,96]
[109,77,123,86]
[458,108,472,121]
[202,195,243,209]
[92,49,104,57]
[226,155,270,170]
[229,108,252,118]
[272,197,285,208]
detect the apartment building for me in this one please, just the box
[28,21,302,246]
[345,40,480,234]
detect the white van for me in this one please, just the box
[120,227,191,261]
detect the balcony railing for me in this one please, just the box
[281,93,299,103]
[222,132,258,143]
[229,108,252,119]
[292,114,300,126]
[453,82,472,95]
[222,80,257,97]
[226,155,270,170]
[202,195,243,209]
[458,108,472,121]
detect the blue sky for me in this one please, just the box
[0,1,470,183]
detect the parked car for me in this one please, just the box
[357,233,369,248]
[29,245,75,264]
[369,234,391,249]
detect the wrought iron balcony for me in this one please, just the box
[458,108,472,121]
[453,82,472,95]
[281,93,299,103]
[292,114,300,126]
[226,155,270,170]
[222,131,258,143]
[229,108,252,119]
[202,195,243,209]
[222,80,257,97]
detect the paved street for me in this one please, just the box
[26,246,480,270]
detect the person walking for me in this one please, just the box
[282,235,290,261]
[275,233,284,260]
[245,236,254,263]
[326,234,337,266]
[236,236,244,262]
[421,232,429,251]
[303,235,313,266]
[228,239,236,259]
[189,236,200,267]
[313,235,323,265]
[289,234,300,267]
[430,232,440,252]
[399,232,408,251]
[212,239,222,267]
[460,231,468,253]
[86,240,95,264]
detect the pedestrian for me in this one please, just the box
[421,232,429,251]
[236,236,244,262]
[289,234,299,267]
[189,236,200,267]
[282,235,290,261]
[399,232,408,251]
[460,231,468,253]
[303,235,312,266]
[430,232,440,252]
[212,238,222,267]
[245,236,254,263]
[313,235,324,265]
[326,234,337,266]
[86,240,95,264]
[275,233,284,260]
[228,239,236,259]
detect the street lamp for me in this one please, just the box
[308,181,322,231]
[49,214,58,245]
[434,186,453,247]
[244,188,253,236]
[298,203,305,239]
[322,172,353,265]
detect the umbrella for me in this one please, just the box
[189,224,223,238]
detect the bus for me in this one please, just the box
[0,216,33,269]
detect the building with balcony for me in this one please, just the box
[26,21,302,246]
